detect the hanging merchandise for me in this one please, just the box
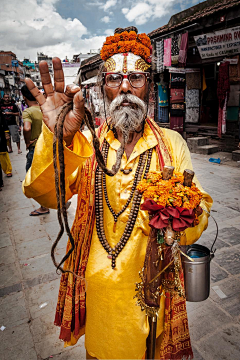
[217,62,230,138]
[170,88,184,103]
[156,40,165,73]
[170,116,184,133]
[217,62,230,109]
[185,108,199,123]
[164,38,172,67]
[171,34,180,65]
[157,82,169,123]
[157,83,168,107]
[185,89,199,108]
[218,97,227,137]
[158,107,169,123]
[170,104,185,116]
[186,72,201,90]
[178,32,189,67]
[170,73,185,88]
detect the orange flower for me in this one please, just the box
[137,170,202,210]
[137,34,151,48]
[118,40,135,54]
[120,31,129,41]
[100,30,151,61]
[129,31,137,41]
[146,171,162,184]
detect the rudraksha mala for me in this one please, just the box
[95,140,153,269]
[102,144,145,230]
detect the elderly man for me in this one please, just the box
[23,27,212,360]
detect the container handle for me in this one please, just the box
[203,209,218,255]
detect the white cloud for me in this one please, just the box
[101,0,117,12]
[122,0,181,25]
[88,1,104,5]
[122,8,129,15]
[123,3,153,25]
[104,28,114,36]
[0,0,106,61]
[101,16,111,23]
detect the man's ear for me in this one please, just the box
[23,96,28,106]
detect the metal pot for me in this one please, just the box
[182,211,218,302]
[182,244,214,302]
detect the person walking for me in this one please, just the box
[0,94,22,154]
[0,112,12,180]
[21,85,49,216]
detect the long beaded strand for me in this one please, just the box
[95,142,153,269]
[102,141,145,232]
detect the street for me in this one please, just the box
[0,138,240,360]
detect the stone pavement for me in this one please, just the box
[0,140,240,360]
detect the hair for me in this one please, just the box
[21,84,36,101]
[114,26,138,34]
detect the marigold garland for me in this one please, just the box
[137,171,203,210]
[100,31,151,61]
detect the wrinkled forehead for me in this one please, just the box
[104,53,150,74]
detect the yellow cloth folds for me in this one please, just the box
[22,120,212,359]
[23,123,93,208]
[0,152,12,174]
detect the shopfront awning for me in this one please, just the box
[81,76,98,85]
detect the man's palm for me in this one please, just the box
[25,57,85,144]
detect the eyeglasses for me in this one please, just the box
[103,72,150,89]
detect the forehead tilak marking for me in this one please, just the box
[104,53,150,73]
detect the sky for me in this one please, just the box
[0,0,203,62]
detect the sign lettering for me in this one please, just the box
[194,26,240,59]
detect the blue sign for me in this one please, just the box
[11,60,19,67]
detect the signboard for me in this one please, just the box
[223,58,238,64]
[11,60,19,67]
[62,63,80,68]
[194,26,240,59]
[168,67,200,74]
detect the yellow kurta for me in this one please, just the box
[23,121,212,359]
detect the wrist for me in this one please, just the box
[64,133,76,147]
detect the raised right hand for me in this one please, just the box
[25,57,85,145]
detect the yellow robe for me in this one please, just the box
[23,122,212,359]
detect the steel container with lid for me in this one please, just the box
[182,244,214,302]
[182,212,218,302]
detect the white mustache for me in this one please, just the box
[109,94,146,113]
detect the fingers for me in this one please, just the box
[39,61,54,97]
[53,58,65,93]
[72,90,85,119]
[65,84,81,98]
[24,78,46,106]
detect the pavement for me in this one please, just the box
[0,139,240,360]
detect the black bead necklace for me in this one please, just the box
[102,142,145,232]
[95,140,153,269]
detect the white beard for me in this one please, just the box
[106,94,147,143]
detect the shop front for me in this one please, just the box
[149,0,240,150]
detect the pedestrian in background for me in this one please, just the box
[0,94,22,154]
[21,85,49,216]
[0,112,12,181]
